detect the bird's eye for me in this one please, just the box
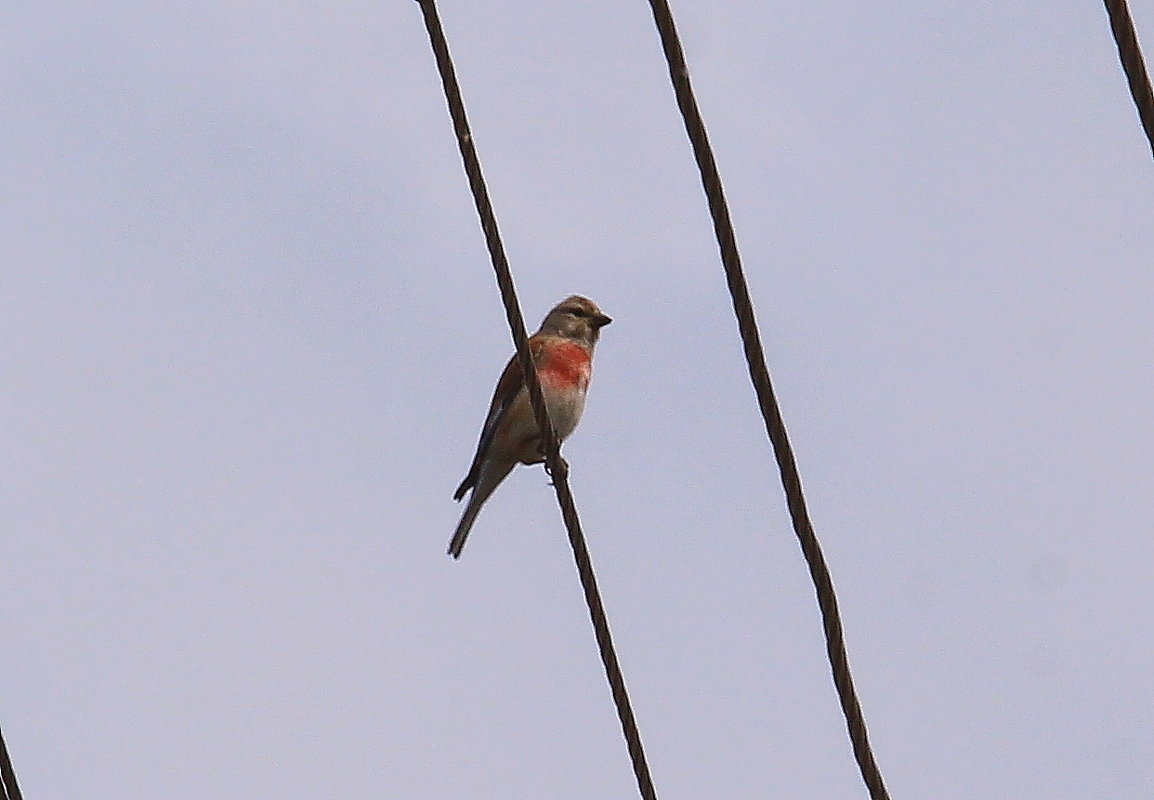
[569,307,588,317]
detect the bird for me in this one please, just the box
[448,295,611,559]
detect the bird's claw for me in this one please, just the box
[544,455,570,485]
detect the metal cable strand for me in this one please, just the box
[642,1,891,797]
[0,723,22,800]
[1103,0,1154,158]
[413,2,658,798]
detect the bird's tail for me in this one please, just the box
[448,461,512,559]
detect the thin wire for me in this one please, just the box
[0,723,23,800]
[642,1,891,798]
[1103,0,1154,159]
[413,2,658,798]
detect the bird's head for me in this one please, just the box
[538,295,612,345]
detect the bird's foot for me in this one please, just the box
[544,455,570,485]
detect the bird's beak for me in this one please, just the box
[593,313,612,328]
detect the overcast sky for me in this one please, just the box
[3,1,1153,798]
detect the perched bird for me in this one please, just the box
[449,295,611,559]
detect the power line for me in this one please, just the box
[413,2,658,798]
[641,1,892,798]
[1103,0,1154,159]
[0,723,23,800]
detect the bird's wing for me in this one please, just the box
[453,339,543,500]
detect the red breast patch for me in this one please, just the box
[537,340,592,389]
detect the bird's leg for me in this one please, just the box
[544,453,570,486]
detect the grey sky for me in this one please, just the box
[3,1,1153,797]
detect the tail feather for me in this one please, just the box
[448,460,513,559]
[448,497,483,559]
[452,470,474,501]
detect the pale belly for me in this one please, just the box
[502,372,590,464]
[542,379,588,440]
